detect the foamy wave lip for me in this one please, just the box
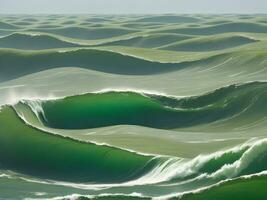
[3,91,60,106]
[94,87,170,96]
[19,99,49,123]
[91,87,190,101]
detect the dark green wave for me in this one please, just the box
[22,82,267,130]
[0,106,156,183]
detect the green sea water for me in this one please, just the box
[1,14,267,200]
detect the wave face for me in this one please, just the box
[0,106,156,183]
[18,82,267,130]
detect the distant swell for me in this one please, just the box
[159,35,258,52]
[0,33,84,50]
[0,48,182,81]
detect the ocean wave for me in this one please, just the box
[14,81,267,130]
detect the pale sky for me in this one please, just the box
[0,0,267,14]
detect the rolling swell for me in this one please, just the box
[1,47,266,82]
[0,33,84,50]
[159,35,258,52]
[134,15,201,23]
[28,26,137,40]
[158,22,267,35]
[20,82,267,130]
[95,34,192,49]
[0,106,157,183]
[0,48,181,81]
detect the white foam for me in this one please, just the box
[20,100,48,123]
